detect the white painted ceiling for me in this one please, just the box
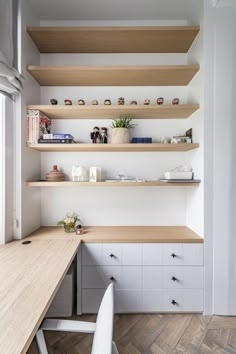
[27,0,202,22]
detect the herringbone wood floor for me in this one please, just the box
[27,314,236,354]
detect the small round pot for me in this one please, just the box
[111,128,130,144]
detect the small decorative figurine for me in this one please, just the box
[172,98,180,105]
[104,99,111,105]
[171,137,178,144]
[90,126,101,144]
[161,136,169,144]
[64,99,72,105]
[118,97,125,105]
[78,99,85,105]
[100,127,108,144]
[89,167,102,182]
[143,99,150,105]
[50,98,58,105]
[46,165,65,181]
[130,100,137,105]
[156,97,164,105]
[92,100,98,105]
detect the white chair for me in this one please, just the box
[36,283,119,354]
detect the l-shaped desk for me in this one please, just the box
[0,226,203,354]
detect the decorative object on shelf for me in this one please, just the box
[100,127,108,144]
[64,99,72,105]
[131,137,152,143]
[171,137,178,144]
[46,165,65,182]
[104,99,111,105]
[161,165,195,181]
[172,98,180,105]
[143,99,150,105]
[90,126,101,143]
[156,97,164,105]
[130,100,137,105]
[50,98,58,105]
[27,109,52,144]
[39,133,75,144]
[161,136,170,144]
[117,97,125,105]
[92,100,98,105]
[89,167,102,182]
[57,212,80,233]
[76,224,84,235]
[171,128,192,143]
[78,99,85,105]
[111,116,134,144]
[72,165,89,182]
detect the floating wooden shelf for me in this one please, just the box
[26,104,199,119]
[27,65,200,87]
[27,143,199,152]
[26,181,200,187]
[26,26,200,54]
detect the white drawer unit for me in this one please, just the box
[78,242,204,313]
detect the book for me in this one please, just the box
[27,110,52,143]
[38,139,75,144]
[43,133,74,139]
[131,137,152,143]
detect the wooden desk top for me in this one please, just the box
[28,225,203,243]
[0,238,80,354]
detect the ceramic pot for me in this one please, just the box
[46,165,65,181]
[111,128,130,144]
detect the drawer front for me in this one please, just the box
[142,290,163,312]
[143,266,163,289]
[143,244,163,265]
[82,289,105,313]
[163,266,204,289]
[163,244,183,265]
[115,290,142,313]
[163,289,204,312]
[102,244,122,265]
[183,244,204,265]
[122,244,142,265]
[82,244,102,265]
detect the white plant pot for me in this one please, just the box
[111,128,130,144]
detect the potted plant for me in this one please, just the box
[57,212,80,233]
[110,116,134,144]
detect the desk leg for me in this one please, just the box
[77,249,82,315]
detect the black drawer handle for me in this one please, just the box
[171,300,178,306]
[171,276,178,282]
[110,276,115,282]
[109,253,115,258]
[171,253,177,258]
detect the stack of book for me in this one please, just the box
[27,109,52,144]
[38,133,75,144]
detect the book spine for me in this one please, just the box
[52,134,74,139]
[38,139,74,143]
[26,114,30,142]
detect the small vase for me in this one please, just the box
[64,223,76,233]
[111,128,130,144]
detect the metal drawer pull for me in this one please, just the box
[171,300,178,306]
[171,253,177,258]
[171,276,178,282]
[109,253,115,258]
[110,276,115,282]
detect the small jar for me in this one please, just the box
[76,224,83,235]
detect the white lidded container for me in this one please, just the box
[164,171,193,180]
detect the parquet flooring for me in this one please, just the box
[27,314,236,354]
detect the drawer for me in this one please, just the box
[122,244,142,265]
[82,289,105,313]
[115,290,142,313]
[102,244,142,265]
[143,266,163,289]
[163,289,204,312]
[102,244,122,265]
[82,244,102,265]
[143,244,163,265]
[163,266,204,289]
[82,266,142,289]
[142,290,163,312]
[163,244,204,265]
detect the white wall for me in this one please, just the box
[14,0,41,239]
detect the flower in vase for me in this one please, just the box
[57,213,80,233]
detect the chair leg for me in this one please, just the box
[36,329,48,354]
[112,341,119,354]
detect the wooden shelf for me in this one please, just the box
[26,104,199,120]
[27,65,200,87]
[26,26,199,54]
[26,181,200,187]
[26,143,199,152]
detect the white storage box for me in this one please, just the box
[164,171,193,180]
[46,263,75,317]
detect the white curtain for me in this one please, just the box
[0,0,23,95]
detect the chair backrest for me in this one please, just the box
[91,283,114,354]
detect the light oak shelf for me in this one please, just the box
[26,104,199,119]
[26,181,200,187]
[27,65,200,87]
[26,26,200,54]
[26,143,199,152]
